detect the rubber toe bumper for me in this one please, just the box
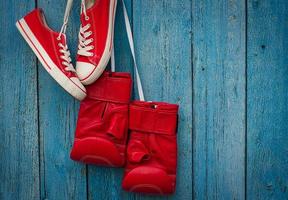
[76,61,100,85]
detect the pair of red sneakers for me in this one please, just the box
[17,0,179,195]
[16,0,117,100]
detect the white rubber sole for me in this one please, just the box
[16,19,87,101]
[78,0,117,85]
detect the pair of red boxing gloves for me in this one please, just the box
[70,0,179,195]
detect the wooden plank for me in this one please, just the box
[247,0,288,199]
[87,1,134,200]
[37,0,87,199]
[192,0,246,199]
[0,1,40,200]
[113,0,133,74]
[128,1,193,199]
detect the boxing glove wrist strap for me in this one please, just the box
[129,101,179,136]
[85,72,132,103]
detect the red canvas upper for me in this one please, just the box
[23,9,76,78]
[77,0,112,66]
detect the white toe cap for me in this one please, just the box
[76,61,97,85]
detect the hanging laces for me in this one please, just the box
[77,0,94,57]
[56,0,75,72]
[58,0,74,39]
[81,0,90,20]
[111,0,145,101]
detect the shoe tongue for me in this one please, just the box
[80,15,85,24]
[80,14,89,26]
[80,0,96,23]
[86,0,95,9]
[59,34,67,44]
[62,34,67,41]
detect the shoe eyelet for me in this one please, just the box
[91,46,94,49]
[85,16,89,21]
[90,38,94,42]
[151,104,158,109]
[57,37,61,41]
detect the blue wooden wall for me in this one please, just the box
[0,0,287,199]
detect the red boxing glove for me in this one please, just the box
[122,101,179,195]
[70,71,132,167]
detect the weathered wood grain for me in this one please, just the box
[192,0,246,199]
[0,1,40,200]
[247,0,288,199]
[113,0,133,75]
[131,1,193,199]
[37,0,87,199]
[2,0,288,199]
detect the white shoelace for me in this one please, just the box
[77,0,94,57]
[56,0,75,72]
[58,42,75,72]
[78,23,94,56]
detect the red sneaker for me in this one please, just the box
[76,0,118,85]
[16,8,86,100]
